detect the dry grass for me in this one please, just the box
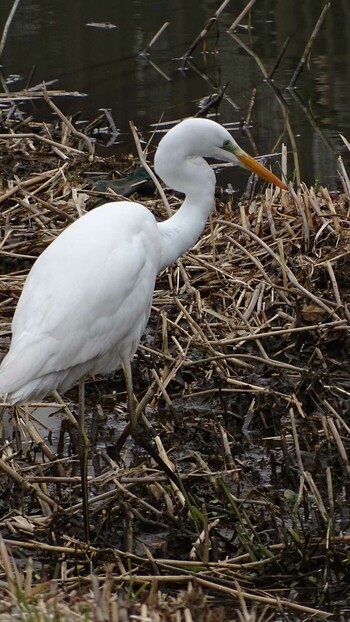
[0,99,350,620]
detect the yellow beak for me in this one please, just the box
[237,150,287,190]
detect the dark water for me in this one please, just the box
[1,0,350,190]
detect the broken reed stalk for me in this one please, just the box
[194,83,228,118]
[0,0,21,59]
[0,87,85,101]
[288,2,331,88]
[193,576,331,618]
[227,0,257,33]
[181,0,232,68]
[340,133,350,152]
[244,87,256,126]
[227,30,268,78]
[267,35,290,80]
[141,21,170,56]
[42,84,95,157]
[186,59,240,111]
[0,132,84,155]
[338,155,350,203]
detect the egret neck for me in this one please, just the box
[156,152,216,272]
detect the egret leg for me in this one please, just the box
[78,376,90,543]
[122,361,138,433]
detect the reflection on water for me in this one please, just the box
[0,0,349,188]
[1,405,63,451]
[0,400,139,476]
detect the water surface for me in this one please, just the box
[1,0,349,189]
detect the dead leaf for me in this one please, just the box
[301,303,327,322]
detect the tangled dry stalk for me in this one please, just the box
[0,101,350,621]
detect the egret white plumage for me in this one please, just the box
[0,118,286,407]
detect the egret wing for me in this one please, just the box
[0,202,161,395]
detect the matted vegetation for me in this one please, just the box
[1,96,350,621]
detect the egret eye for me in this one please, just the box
[223,139,231,148]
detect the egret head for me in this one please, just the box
[155,117,287,191]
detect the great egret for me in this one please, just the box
[0,117,286,405]
[0,118,286,538]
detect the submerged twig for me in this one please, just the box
[181,0,232,68]
[288,2,331,88]
[141,22,170,56]
[0,0,21,59]
[268,36,290,80]
[227,0,257,33]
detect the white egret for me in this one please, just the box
[0,118,286,538]
[0,118,286,406]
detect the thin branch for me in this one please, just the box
[141,22,169,56]
[227,0,257,33]
[288,2,331,88]
[181,0,232,68]
[0,0,21,59]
